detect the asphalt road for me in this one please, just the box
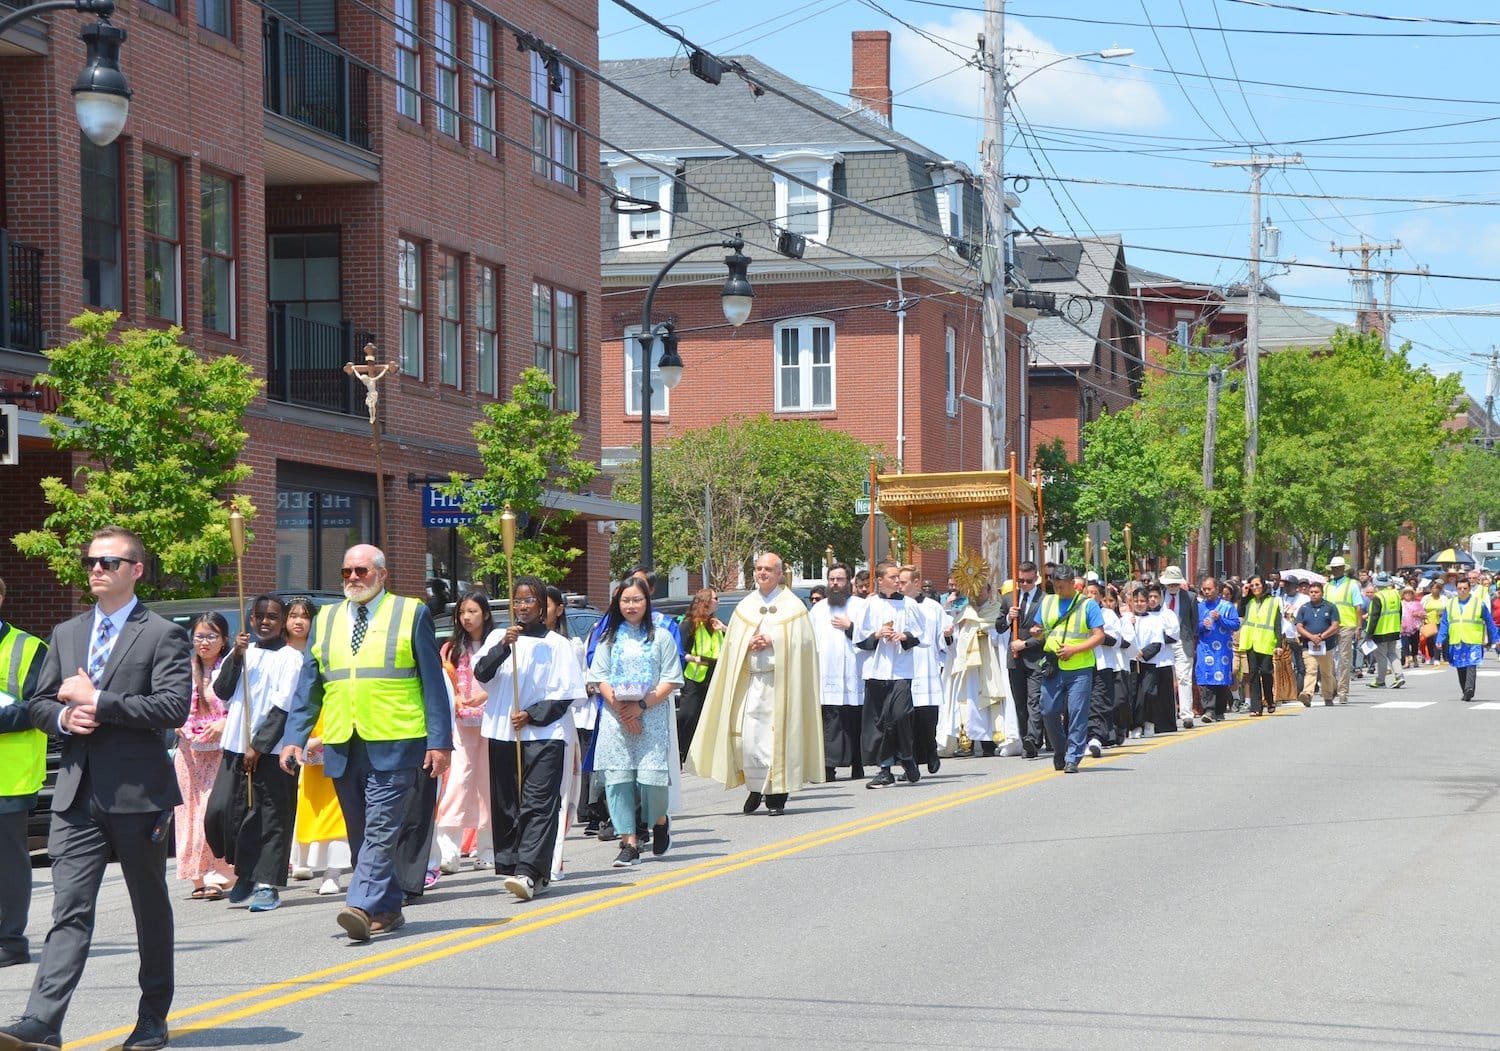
[5,659,1500,1050]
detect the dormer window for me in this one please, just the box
[931,170,965,239]
[610,156,677,250]
[767,149,841,245]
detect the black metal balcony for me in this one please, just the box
[266,305,377,418]
[0,229,43,354]
[262,13,372,151]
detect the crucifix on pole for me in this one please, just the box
[344,343,399,555]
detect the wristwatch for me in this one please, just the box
[636,698,648,711]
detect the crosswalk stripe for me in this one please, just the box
[1371,701,1436,709]
[1469,702,1500,710]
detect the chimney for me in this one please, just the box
[851,30,892,125]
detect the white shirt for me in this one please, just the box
[857,592,920,681]
[220,644,305,754]
[1144,609,1180,667]
[907,596,948,708]
[810,595,864,706]
[1097,607,1129,672]
[474,629,588,743]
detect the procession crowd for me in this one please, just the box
[0,527,1496,1051]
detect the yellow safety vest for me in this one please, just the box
[1445,596,1486,647]
[310,595,426,744]
[1241,596,1281,655]
[1373,588,1402,636]
[1041,594,1097,670]
[0,626,46,798]
[682,622,723,683]
[1325,577,1361,627]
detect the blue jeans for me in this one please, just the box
[334,747,417,916]
[1040,666,1093,764]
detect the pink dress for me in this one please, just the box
[436,640,490,832]
[173,667,233,883]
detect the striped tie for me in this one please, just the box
[351,603,368,655]
[87,618,114,686]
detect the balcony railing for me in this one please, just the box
[266,306,377,418]
[262,14,373,151]
[0,230,43,354]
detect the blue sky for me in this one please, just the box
[599,0,1500,404]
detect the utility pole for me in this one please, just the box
[1212,152,1301,575]
[1330,239,1402,338]
[979,0,1009,579]
[1195,365,1223,581]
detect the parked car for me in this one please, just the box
[147,590,347,638]
[26,737,62,853]
[431,598,603,644]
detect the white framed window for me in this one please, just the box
[767,150,840,245]
[945,325,957,416]
[932,172,965,238]
[608,157,676,250]
[623,325,668,417]
[774,318,836,412]
[1175,312,1194,348]
[531,52,578,188]
[533,281,579,411]
[477,263,499,396]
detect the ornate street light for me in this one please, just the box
[0,0,132,146]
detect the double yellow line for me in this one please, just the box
[66,709,1283,1049]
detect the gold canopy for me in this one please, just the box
[874,470,1036,527]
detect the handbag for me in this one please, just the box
[1420,623,1438,640]
[1036,651,1059,679]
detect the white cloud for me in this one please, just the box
[890,16,1167,132]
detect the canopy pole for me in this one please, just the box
[1033,465,1046,568]
[1008,452,1019,587]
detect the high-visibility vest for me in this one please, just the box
[0,626,46,798]
[682,623,723,683]
[1373,588,1402,636]
[1241,596,1280,655]
[1446,596,1486,647]
[1325,577,1361,627]
[1041,594,1097,670]
[310,595,426,744]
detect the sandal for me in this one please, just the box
[197,885,223,901]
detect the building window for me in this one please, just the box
[143,153,182,324]
[265,0,335,35]
[433,0,459,139]
[143,0,176,13]
[945,325,957,416]
[532,282,579,411]
[438,251,461,387]
[268,231,340,324]
[394,0,420,121]
[471,16,496,154]
[398,238,423,378]
[623,325,668,417]
[774,318,835,412]
[768,150,839,244]
[1175,314,1193,348]
[275,481,377,591]
[608,159,675,249]
[477,264,499,396]
[80,136,121,310]
[531,52,577,188]
[932,172,964,238]
[200,171,236,336]
[197,0,230,36]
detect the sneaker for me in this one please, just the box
[583,820,601,837]
[611,845,640,868]
[290,865,314,880]
[1181,716,1194,729]
[438,857,461,875]
[1087,738,1103,758]
[423,868,440,890]
[1201,713,1215,724]
[227,879,254,906]
[317,878,341,896]
[866,769,896,790]
[1063,761,1079,774]
[597,821,619,842]
[651,817,671,857]
[502,874,535,901]
[248,887,281,913]
[900,760,922,785]
[1370,682,1386,689]
[1393,679,1406,690]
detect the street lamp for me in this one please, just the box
[638,234,754,573]
[0,0,132,146]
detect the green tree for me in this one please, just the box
[12,311,259,597]
[1407,443,1500,548]
[445,367,598,584]
[1033,438,1083,552]
[611,415,882,587]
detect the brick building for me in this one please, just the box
[0,0,621,631]
[596,33,1026,587]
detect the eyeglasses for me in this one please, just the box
[82,555,139,572]
[192,633,221,643]
[512,596,539,606]
[340,565,375,579]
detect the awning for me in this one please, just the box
[874,470,1036,528]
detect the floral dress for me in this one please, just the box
[589,623,683,789]
[173,667,233,883]
[436,639,490,830]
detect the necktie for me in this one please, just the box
[87,617,114,686]
[351,603,368,655]
[1018,591,1030,621]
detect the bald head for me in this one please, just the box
[343,544,388,602]
[753,551,784,596]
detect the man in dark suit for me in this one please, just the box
[1,526,191,1051]
[279,544,450,943]
[995,561,1046,759]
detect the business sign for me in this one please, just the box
[423,484,499,528]
[276,490,358,530]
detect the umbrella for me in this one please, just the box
[1428,548,1476,566]
[1283,569,1327,584]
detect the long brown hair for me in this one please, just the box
[681,588,718,639]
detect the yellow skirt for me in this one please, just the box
[295,716,347,844]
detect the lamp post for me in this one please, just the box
[638,234,753,573]
[0,0,133,146]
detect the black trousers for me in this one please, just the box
[821,705,864,772]
[26,784,173,1032]
[204,750,296,886]
[0,807,31,956]
[488,738,565,882]
[1203,684,1233,720]
[1247,650,1276,713]
[912,705,940,766]
[1457,663,1478,701]
[1088,667,1118,744]
[1138,664,1177,732]
[396,766,439,896]
[862,679,914,767]
[678,676,711,763]
[1008,664,1044,749]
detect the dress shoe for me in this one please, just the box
[1063,761,1079,774]
[764,795,787,816]
[0,949,30,968]
[370,911,405,935]
[825,767,836,782]
[927,757,941,775]
[1022,741,1038,760]
[742,791,763,814]
[1052,752,1066,772]
[337,906,372,942]
[123,1015,169,1051]
[0,1016,62,1051]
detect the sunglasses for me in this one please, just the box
[340,565,376,579]
[82,555,139,572]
